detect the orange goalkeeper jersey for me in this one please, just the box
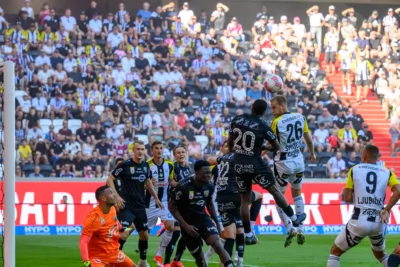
[81,206,121,257]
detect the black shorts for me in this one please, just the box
[118,208,148,232]
[251,191,256,203]
[234,157,275,193]
[181,216,219,255]
[356,79,370,87]
[325,52,336,64]
[217,193,243,228]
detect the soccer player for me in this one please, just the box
[106,140,163,267]
[270,95,316,247]
[113,157,125,194]
[327,144,400,267]
[205,141,245,266]
[165,145,194,267]
[228,99,306,245]
[79,185,137,267]
[146,141,175,267]
[169,160,235,267]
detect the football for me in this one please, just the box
[263,74,283,93]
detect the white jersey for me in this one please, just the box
[346,163,398,214]
[271,112,309,161]
[146,158,174,207]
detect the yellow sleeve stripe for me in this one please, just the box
[271,116,281,135]
[345,167,354,189]
[388,171,399,189]
[303,116,309,133]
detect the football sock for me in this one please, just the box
[327,254,340,267]
[380,254,389,267]
[388,254,400,267]
[282,204,298,222]
[294,195,305,230]
[243,220,251,234]
[204,245,215,261]
[174,237,186,261]
[224,260,235,267]
[250,221,256,232]
[118,238,126,250]
[224,238,235,257]
[164,230,180,264]
[138,239,148,260]
[236,233,245,258]
[156,229,173,257]
[276,206,293,232]
[250,198,262,224]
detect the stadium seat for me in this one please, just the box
[68,119,82,134]
[15,90,27,105]
[22,164,35,176]
[318,152,332,166]
[39,119,52,134]
[52,119,64,133]
[304,167,312,178]
[195,135,209,150]
[312,166,327,178]
[39,164,53,177]
[95,105,105,115]
[135,134,149,145]
[143,52,156,66]
[139,106,149,114]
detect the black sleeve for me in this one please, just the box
[146,162,152,180]
[111,162,125,179]
[171,183,183,201]
[264,125,277,142]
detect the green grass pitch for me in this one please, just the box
[12,235,400,267]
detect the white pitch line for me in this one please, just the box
[181,258,261,267]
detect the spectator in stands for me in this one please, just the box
[60,164,75,177]
[306,5,324,50]
[345,151,361,170]
[338,121,360,152]
[210,3,229,31]
[313,123,331,153]
[19,139,33,164]
[390,109,400,157]
[317,107,333,128]
[327,152,346,179]
[28,165,44,178]
[348,108,365,132]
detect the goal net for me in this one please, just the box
[0,61,16,267]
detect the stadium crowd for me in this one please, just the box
[0,1,399,178]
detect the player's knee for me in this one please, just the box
[221,228,236,239]
[138,230,149,240]
[236,227,244,234]
[330,244,344,256]
[164,221,174,231]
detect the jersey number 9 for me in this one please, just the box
[366,172,377,194]
[286,121,303,143]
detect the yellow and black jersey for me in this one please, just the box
[146,158,174,206]
[271,112,309,160]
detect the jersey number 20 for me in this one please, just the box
[233,128,255,151]
[286,121,302,143]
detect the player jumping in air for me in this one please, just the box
[145,141,176,267]
[204,141,245,266]
[79,185,137,267]
[106,140,163,267]
[165,145,194,267]
[270,95,316,247]
[228,99,306,246]
[169,160,235,267]
[327,144,400,267]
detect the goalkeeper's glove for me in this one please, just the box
[83,260,91,267]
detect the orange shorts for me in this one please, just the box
[90,251,134,267]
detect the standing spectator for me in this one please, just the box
[368,10,381,33]
[324,26,338,74]
[352,52,374,104]
[390,109,400,157]
[342,7,357,28]
[338,42,352,95]
[325,5,339,30]
[137,2,152,27]
[210,3,229,31]
[178,2,194,28]
[256,6,268,20]
[306,5,325,50]
[327,152,346,179]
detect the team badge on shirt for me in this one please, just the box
[130,167,135,174]
[189,191,194,199]
[204,190,209,197]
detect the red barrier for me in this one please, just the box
[0,181,399,226]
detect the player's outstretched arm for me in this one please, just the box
[106,174,125,210]
[79,235,92,267]
[303,132,316,162]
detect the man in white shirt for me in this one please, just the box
[49,93,66,119]
[88,13,106,40]
[232,85,248,107]
[27,125,43,141]
[34,50,51,67]
[306,5,325,50]
[217,78,233,103]
[143,107,162,129]
[31,91,47,117]
[121,51,135,73]
[20,95,32,114]
[60,9,77,36]
[37,63,54,85]
[21,0,34,19]
[169,66,184,85]
[63,52,78,72]
[178,2,194,27]
[327,152,346,178]
[313,123,331,152]
[206,55,221,73]
[153,67,172,89]
[106,124,122,141]
[111,63,127,87]
[107,26,124,49]
[198,41,213,61]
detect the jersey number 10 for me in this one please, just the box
[286,121,303,143]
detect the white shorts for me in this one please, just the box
[146,203,174,230]
[335,219,386,252]
[273,156,305,191]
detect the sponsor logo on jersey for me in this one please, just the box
[189,191,194,199]
[130,167,135,174]
[204,190,209,197]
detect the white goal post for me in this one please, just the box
[1,61,16,267]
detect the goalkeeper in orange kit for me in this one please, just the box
[79,185,137,267]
